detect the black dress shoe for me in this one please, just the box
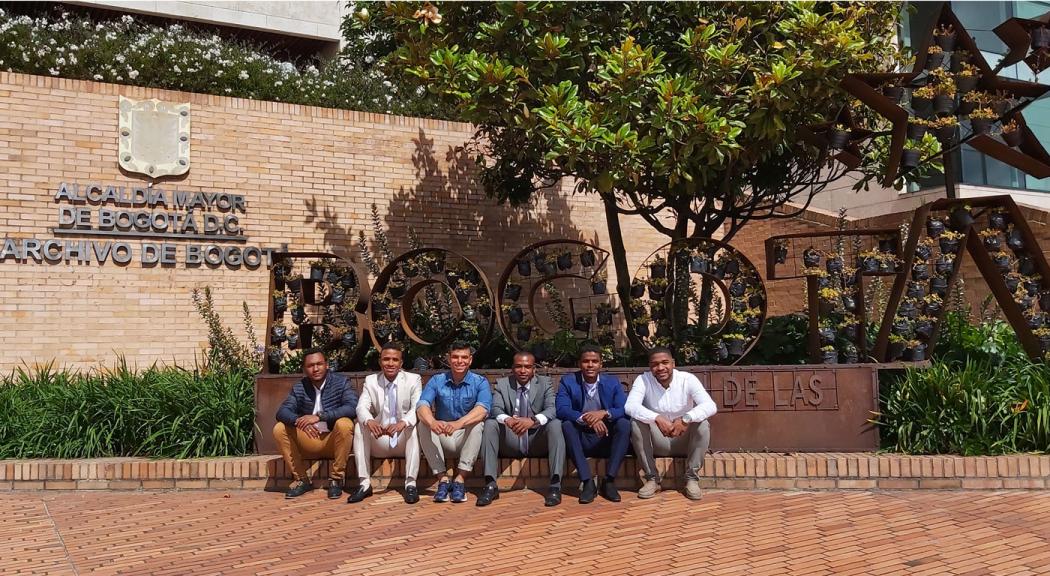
[284,480,312,499]
[600,479,621,502]
[327,481,345,500]
[403,485,419,504]
[544,486,562,507]
[579,479,597,504]
[346,485,373,504]
[476,483,500,507]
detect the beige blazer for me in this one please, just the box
[356,370,423,426]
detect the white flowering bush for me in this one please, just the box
[0,8,444,118]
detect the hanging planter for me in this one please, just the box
[340,273,357,290]
[935,255,955,276]
[630,282,646,299]
[950,50,971,72]
[287,330,300,350]
[597,307,614,326]
[648,283,666,299]
[1019,257,1036,276]
[270,325,287,344]
[924,299,943,317]
[925,50,947,70]
[690,255,710,274]
[861,254,880,273]
[933,94,955,116]
[591,280,607,295]
[729,280,747,297]
[949,206,974,231]
[1040,291,1050,311]
[956,74,978,94]
[926,218,946,238]
[454,287,471,306]
[1026,278,1042,296]
[826,256,843,275]
[827,127,850,150]
[401,261,420,279]
[906,121,928,140]
[557,251,574,271]
[649,259,667,279]
[802,248,821,268]
[574,315,591,333]
[340,331,357,348]
[970,117,993,135]
[505,283,522,301]
[516,324,533,342]
[981,232,1002,251]
[821,347,839,365]
[748,294,764,309]
[389,282,407,300]
[816,274,832,289]
[746,315,761,334]
[773,243,788,265]
[1005,275,1022,293]
[330,287,346,305]
[904,343,927,362]
[267,348,284,372]
[931,277,949,297]
[911,262,930,281]
[1019,296,1035,312]
[989,210,1010,231]
[842,295,856,313]
[291,307,307,325]
[842,346,859,364]
[934,25,957,50]
[993,252,1012,273]
[479,302,492,318]
[892,317,912,337]
[915,243,932,261]
[507,306,524,324]
[286,275,303,293]
[901,148,922,171]
[725,337,746,357]
[842,323,860,341]
[427,255,445,275]
[887,339,906,361]
[939,235,961,255]
[1007,229,1025,252]
[273,294,288,314]
[650,304,666,321]
[915,319,934,341]
[898,301,918,319]
[580,249,596,268]
[516,259,532,277]
[309,263,326,282]
[818,327,836,346]
[934,122,957,143]
[907,282,926,299]
[882,84,905,103]
[724,259,741,276]
[635,322,650,337]
[714,340,728,361]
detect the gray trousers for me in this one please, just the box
[631,419,711,481]
[482,419,565,484]
[419,421,484,475]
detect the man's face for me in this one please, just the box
[304,353,328,384]
[578,351,602,381]
[648,352,675,385]
[512,354,536,385]
[380,348,403,381]
[448,348,473,379]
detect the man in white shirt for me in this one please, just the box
[347,342,423,504]
[625,346,716,500]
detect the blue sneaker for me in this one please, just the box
[450,481,467,503]
[434,481,451,503]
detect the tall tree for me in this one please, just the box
[350,1,905,355]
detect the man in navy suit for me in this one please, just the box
[556,344,631,503]
[273,348,359,499]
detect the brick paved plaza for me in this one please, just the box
[4,488,1050,575]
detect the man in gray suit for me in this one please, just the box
[477,351,565,507]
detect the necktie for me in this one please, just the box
[386,381,399,449]
[517,386,530,454]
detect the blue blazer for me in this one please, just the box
[555,371,627,424]
[276,373,359,428]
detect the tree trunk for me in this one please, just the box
[602,198,645,355]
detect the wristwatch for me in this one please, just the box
[681,414,693,424]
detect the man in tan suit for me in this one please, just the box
[347,342,423,504]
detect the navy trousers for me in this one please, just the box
[561,418,631,482]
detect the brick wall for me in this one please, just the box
[0,73,669,370]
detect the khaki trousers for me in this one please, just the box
[353,421,420,487]
[272,417,354,482]
[419,421,484,475]
[630,419,710,481]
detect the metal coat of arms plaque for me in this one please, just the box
[117,96,191,178]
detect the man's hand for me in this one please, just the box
[366,419,385,439]
[386,421,409,436]
[669,418,689,438]
[506,417,533,436]
[654,415,676,437]
[295,414,321,439]
[446,420,465,435]
[432,420,455,435]
[581,410,608,427]
[591,418,608,437]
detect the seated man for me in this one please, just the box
[273,348,358,499]
[556,344,631,504]
[478,351,565,507]
[626,346,716,500]
[348,342,423,505]
[416,341,492,503]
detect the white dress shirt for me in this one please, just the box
[625,369,717,424]
[357,370,422,428]
[311,377,329,434]
[495,379,549,426]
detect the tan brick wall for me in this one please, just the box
[0,73,669,370]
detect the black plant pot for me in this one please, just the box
[862,256,880,273]
[748,294,764,308]
[1041,335,1050,352]
[993,98,1014,116]
[916,321,934,341]
[958,99,976,115]
[330,289,346,305]
[939,238,960,254]
[267,350,284,372]
[907,122,928,140]
[1019,257,1036,276]
[892,319,912,337]
[983,235,1002,251]
[630,283,646,299]
[843,323,859,341]
[901,148,922,171]
[505,283,522,301]
[904,345,927,362]
[935,123,957,142]
[816,275,831,289]
[428,258,445,275]
[455,288,471,306]
[828,128,850,150]
[479,303,492,318]
[1031,27,1050,49]
[341,273,357,289]
[726,339,746,356]
[911,95,932,111]
[591,281,607,295]
[887,341,905,361]
[950,207,974,231]
[931,277,949,298]
[1040,291,1050,312]
[635,323,650,337]
[898,301,918,319]
[516,325,533,342]
[819,327,836,346]
[465,269,481,285]
[714,341,728,361]
[557,252,573,271]
[773,246,788,265]
[925,51,947,70]
[648,285,665,300]
[273,275,287,291]
[971,117,992,135]
[724,260,741,276]
[341,331,357,349]
[402,262,419,279]
[690,256,710,274]
[1019,297,1035,312]
[821,349,839,365]
[842,295,856,313]
[1006,275,1021,293]
[907,282,926,299]
[935,32,957,51]
[574,316,591,332]
[309,265,325,282]
[925,301,943,317]
[507,306,524,324]
[729,281,746,297]
[844,273,858,288]
[389,283,407,300]
[580,250,596,268]
[935,257,954,276]
[516,260,532,277]
[1008,230,1025,252]
[273,296,288,314]
[649,262,666,279]
[650,305,665,321]
[989,211,1010,231]
[950,51,969,72]
[926,218,946,238]
[803,249,821,268]
[597,309,614,326]
[933,94,955,117]
[993,254,1012,273]
[956,75,978,93]
[883,85,905,103]
[912,263,929,281]
[843,350,859,364]
[746,316,761,334]
[287,278,303,293]
[1027,280,1042,296]
[291,308,306,325]
[826,257,843,275]
[445,271,461,286]
[1003,129,1024,147]
[271,325,287,344]
[915,244,932,261]
[1028,314,1045,330]
[287,333,300,350]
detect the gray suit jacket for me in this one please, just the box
[491,375,556,422]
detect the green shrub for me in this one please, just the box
[745,314,811,365]
[0,361,255,458]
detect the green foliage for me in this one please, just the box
[935,311,1025,366]
[744,314,811,365]
[192,287,260,374]
[0,361,255,458]
[0,6,443,117]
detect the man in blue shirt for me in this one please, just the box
[556,344,631,504]
[416,341,492,503]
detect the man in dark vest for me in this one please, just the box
[273,348,359,499]
[556,344,631,504]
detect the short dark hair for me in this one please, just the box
[513,350,536,362]
[448,340,473,354]
[380,341,404,354]
[578,343,603,359]
[648,346,675,360]
[303,347,326,361]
